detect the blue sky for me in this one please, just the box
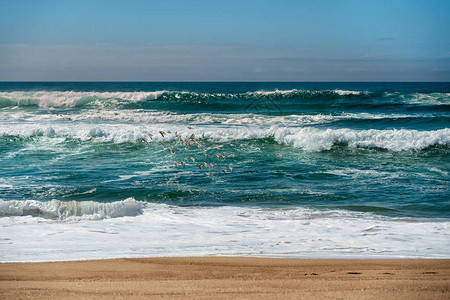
[0,0,449,81]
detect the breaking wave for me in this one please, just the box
[273,127,450,152]
[0,198,144,220]
[0,90,448,108]
[0,91,164,108]
[1,123,449,152]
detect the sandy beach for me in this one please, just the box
[1,257,449,299]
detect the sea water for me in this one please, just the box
[0,82,449,262]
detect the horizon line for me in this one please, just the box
[1,80,449,83]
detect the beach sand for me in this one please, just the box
[1,257,449,299]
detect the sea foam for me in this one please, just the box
[0,198,144,220]
[1,122,449,152]
[1,202,449,262]
[3,109,433,126]
[272,127,450,151]
[0,91,165,108]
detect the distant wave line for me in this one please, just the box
[0,90,448,108]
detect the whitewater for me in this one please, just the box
[0,82,449,262]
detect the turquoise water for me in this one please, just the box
[0,82,449,218]
[1,82,449,261]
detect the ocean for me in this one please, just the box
[0,82,449,262]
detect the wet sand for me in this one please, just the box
[1,257,449,299]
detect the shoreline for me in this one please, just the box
[2,254,450,264]
[1,257,449,299]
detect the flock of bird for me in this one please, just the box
[142,128,283,176]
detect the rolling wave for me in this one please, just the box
[0,91,164,108]
[1,123,449,152]
[0,89,448,108]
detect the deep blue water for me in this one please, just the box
[0,82,449,218]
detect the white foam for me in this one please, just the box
[392,92,450,105]
[252,89,300,95]
[253,89,366,96]
[272,127,450,151]
[1,121,449,151]
[3,109,427,126]
[0,202,448,262]
[0,198,143,220]
[333,89,364,95]
[323,168,399,179]
[0,91,165,108]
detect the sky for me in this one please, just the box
[0,0,449,81]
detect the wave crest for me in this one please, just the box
[1,123,449,152]
[1,90,448,108]
[0,91,165,108]
[272,127,450,151]
[0,198,144,220]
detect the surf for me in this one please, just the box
[0,89,448,109]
